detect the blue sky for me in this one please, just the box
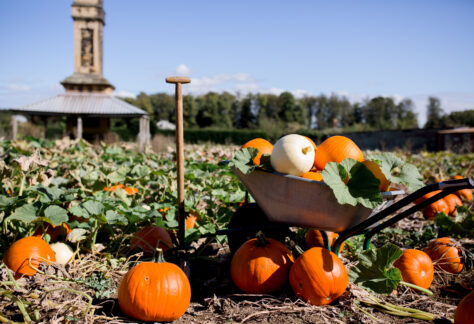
[1,0,473,126]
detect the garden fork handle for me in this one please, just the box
[166,77,191,249]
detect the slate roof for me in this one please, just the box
[10,93,147,117]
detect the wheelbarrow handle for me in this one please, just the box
[332,177,473,254]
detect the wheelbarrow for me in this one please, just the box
[164,76,474,257]
[224,167,473,255]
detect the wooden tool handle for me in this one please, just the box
[166,76,191,84]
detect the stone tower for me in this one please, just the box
[61,0,114,93]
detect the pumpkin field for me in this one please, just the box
[0,136,473,323]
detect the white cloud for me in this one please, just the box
[176,64,191,75]
[187,73,255,94]
[115,90,137,98]
[7,84,31,91]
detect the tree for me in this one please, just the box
[424,97,444,129]
[183,95,197,127]
[277,92,297,123]
[396,99,418,129]
[196,92,219,128]
[237,94,257,128]
[217,92,236,128]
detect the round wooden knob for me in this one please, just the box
[166,76,191,84]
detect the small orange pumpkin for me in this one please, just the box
[130,225,173,255]
[314,136,364,171]
[185,214,198,230]
[393,249,434,289]
[34,222,71,242]
[118,251,191,322]
[241,138,273,165]
[454,290,474,324]
[289,247,348,306]
[425,237,463,274]
[452,175,473,202]
[230,233,294,294]
[3,236,56,278]
[443,194,463,216]
[305,229,345,253]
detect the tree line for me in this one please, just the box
[123,92,473,134]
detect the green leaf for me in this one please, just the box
[105,210,128,225]
[228,148,259,175]
[7,204,37,223]
[67,228,89,243]
[68,205,89,219]
[367,152,423,192]
[37,186,65,203]
[83,200,104,216]
[322,158,382,208]
[435,206,474,238]
[44,205,68,225]
[349,243,403,294]
[0,195,17,208]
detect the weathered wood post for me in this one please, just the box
[77,116,83,139]
[138,115,150,152]
[166,76,191,250]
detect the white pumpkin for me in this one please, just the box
[50,242,74,265]
[271,134,315,176]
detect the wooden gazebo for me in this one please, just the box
[9,0,150,150]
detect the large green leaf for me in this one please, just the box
[349,244,403,294]
[435,206,474,238]
[367,152,423,192]
[83,200,104,216]
[44,205,68,225]
[8,204,37,223]
[322,158,382,208]
[228,147,259,175]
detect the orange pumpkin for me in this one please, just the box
[453,175,473,202]
[230,234,294,294]
[425,237,463,274]
[443,194,463,216]
[130,225,173,255]
[103,184,125,191]
[305,229,345,253]
[289,247,348,306]
[393,249,434,289]
[314,136,364,171]
[3,236,56,278]
[362,160,390,192]
[416,191,450,219]
[34,222,71,242]
[118,252,191,322]
[241,138,273,165]
[454,290,474,324]
[123,187,139,195]
[301,171,324,182]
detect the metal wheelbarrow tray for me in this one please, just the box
[233,168,402,232]
[233,167,474,252]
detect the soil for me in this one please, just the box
[1,212,473,323]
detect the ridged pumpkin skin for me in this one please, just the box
[289,247,348,306]
[118,261,191,322]
[314,136,364,171]
[393,249,434,289]
[230,237,294,294]
[454,290,474,324]
[303,136,318,167]
[443,194,463,216]
[416,191,450,219]
[3,236,56,278]
[305,230,345,253]
[130,225,173,255]
[242,138,273,165]
[425,237,463,274]
[453,175,473,202]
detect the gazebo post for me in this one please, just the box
[138,115,150,152]
[77,116,83,139]
[11,114,17,141]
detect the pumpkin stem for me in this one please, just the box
[302,146,312,155]
[399,280,433,296]
[154,247,166,263]
[255,231,269,247]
